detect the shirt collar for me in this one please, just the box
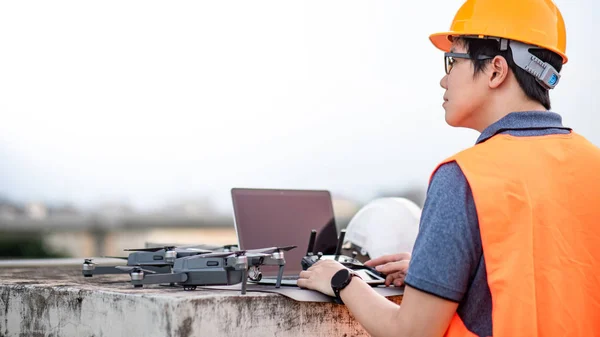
[476,111,571,144]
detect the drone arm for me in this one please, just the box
[94,266,130,275]
[137,272,188,285]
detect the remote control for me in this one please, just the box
[300,229,386,280]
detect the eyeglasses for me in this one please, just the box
[444,52,493,74]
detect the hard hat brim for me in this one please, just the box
[429,32,453,53]
[429,32,568,64]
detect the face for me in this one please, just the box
[440,41,489,129]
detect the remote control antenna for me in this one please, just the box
[306,229,317,255]
[334,229,346,261]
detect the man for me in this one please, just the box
[297,0,600,336]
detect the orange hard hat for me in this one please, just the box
[430,0,568,64]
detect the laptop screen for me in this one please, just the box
[231,188,337,277]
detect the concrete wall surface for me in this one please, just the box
[0,261,402,337]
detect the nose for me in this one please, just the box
[440,74,448,90]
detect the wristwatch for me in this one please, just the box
[330,268,361,304]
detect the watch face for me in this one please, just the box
[331,269,350,288]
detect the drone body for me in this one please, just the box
[126,254,248,292]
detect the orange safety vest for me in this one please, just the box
[432,132,600,337]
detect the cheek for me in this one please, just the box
[444,103,469,127]
[444,77,482,126]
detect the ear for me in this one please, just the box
[487,56,509,89]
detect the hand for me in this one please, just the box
[297,259,347,297]
[364,252,411,287]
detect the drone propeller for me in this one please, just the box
[101,256,129,260]
[196,245,297,258]
[138,262,172,267]
[172,243,213,249]
[115,266,157,274]
[124,245,214,254]
[192,250,246,258]
[247,245,297,255]
[124,246,177,252]
[244,252,272,258]
[174,247,214,254]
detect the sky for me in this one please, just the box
[0,0,598,214]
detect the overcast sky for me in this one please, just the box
[0,0,598,213]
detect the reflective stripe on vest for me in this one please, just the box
[432,132,600,337]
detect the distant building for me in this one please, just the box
[0,204,20,220]
[48,204,79,216]
[25,202,48,219]
[0,197,24,220]
[94,203,134,218]
[156,197,216,217]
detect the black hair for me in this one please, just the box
[456,37,563,110]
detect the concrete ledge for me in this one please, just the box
[0,261,402,337]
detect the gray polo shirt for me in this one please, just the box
[403,111,571,337]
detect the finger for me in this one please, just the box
[389,271,407,286]
[385,270,407,287]
[297,278,310,289]
[364,252,411,267]
[393,277,406,287]
[364,252,410,267]
[385,274,394,287]
[375,260,409,274]
[298,270,312,279]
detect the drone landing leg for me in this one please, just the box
[275,265,285,288]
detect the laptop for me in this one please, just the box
[231,188,339,286]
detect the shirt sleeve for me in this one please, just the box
[403,161,482,302]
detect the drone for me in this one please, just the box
[113,245,296,294]
[82,244,237,277]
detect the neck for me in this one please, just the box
[471,90,547,133]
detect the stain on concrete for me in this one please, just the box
[176,317,193,337]
[19,286,51,333]
[68,295,84,322]
[19,333,45,337]
[164,303,172,337]
[1,288,9,336]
